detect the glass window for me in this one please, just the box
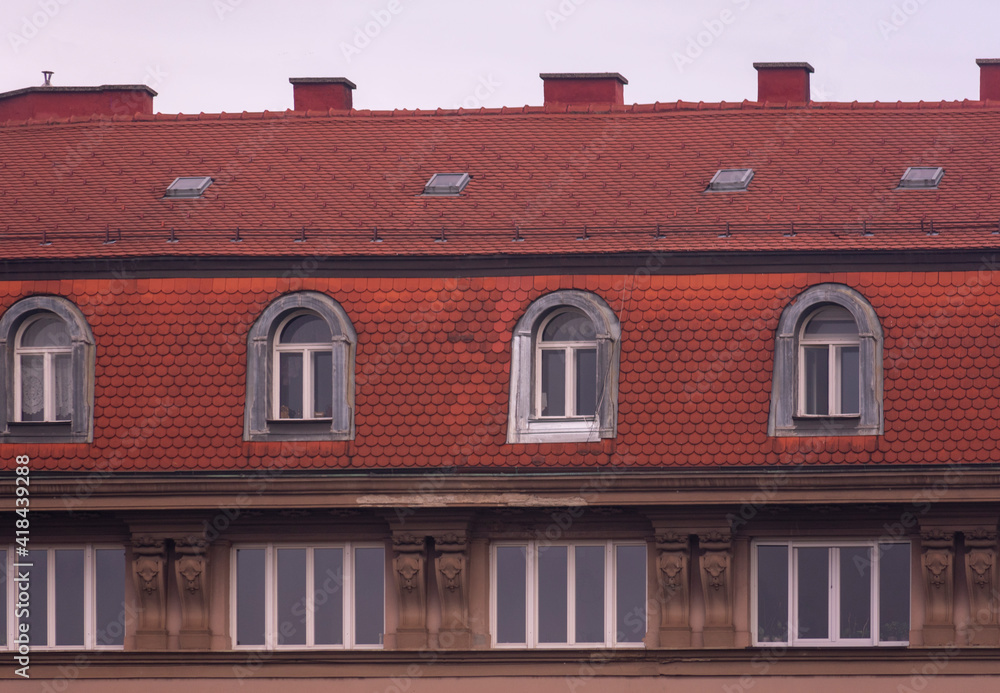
[233,544,384,649]
[14,314,73,423]
[273,313,334,420]
[493,541,646,648]
[535,310,600,420]
[798,306,861,417]
[754,541,910,646]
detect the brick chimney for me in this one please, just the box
[976,59,1000,101]
[289,78,356,111]
[540,73,627,108]
[753,62,814,103]
[0,78,156,121]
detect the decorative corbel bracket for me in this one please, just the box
[392,533,428,648]
[131,536,167,648]
[654,532,690,647]
[964,528,999,645]
[174,536,211,649]
[433,532,473,648]
[920,529,956,646]
[699,530,735,647]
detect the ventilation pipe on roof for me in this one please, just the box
[753,62,813,103]
[289,77,356,111]
[540,73,627,108]
[976,59,1000,101]
[0,83,156,121]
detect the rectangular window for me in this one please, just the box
[753,541,910,646]
[492,541,646,648]
[4,546,125,649]
[233,544,384,649]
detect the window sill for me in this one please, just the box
[2,421,90,444]
[774,415,878,437]
[508,418,604,444]
[246,419,352,442]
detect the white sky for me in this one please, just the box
[2,0,998,113]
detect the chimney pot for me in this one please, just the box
[976,59,1000,100]
[289,77,356,111]
[753,62,814,103]
[540,72,627,108]
[42,71,53,86]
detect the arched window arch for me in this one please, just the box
[245,292,356,441]
[508,290,620,444]
[0,296,95,443]
[769,284,883,437]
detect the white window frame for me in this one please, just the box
[231,543,384,650]
[490,540,646,649]
[13,314,73,423]
[3,545,125,650]
[796,307,861,417]
[533,310,599,420]
[751,540,910,647]
[271,312,335,421]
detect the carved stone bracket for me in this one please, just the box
[131,536,167,648]
[920,530,956,645]
[174,537,210,648]
[964,528,999,645]
[698,530,734,647]
[392,533,428,648]
[654,532,690,647]
[433,532,472,648]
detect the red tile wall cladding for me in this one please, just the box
[2,270,997,471]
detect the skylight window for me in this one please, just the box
[707,168,754,192]
[897,167,944,189]
[423,173,470,196]
[165,176,213,198]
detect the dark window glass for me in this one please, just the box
[0,549,5,646]
[574,546,604,643]
[543,312,596,341]
[839,547,871,639]
[803,347,829,415]
[540,350,566,417]
[840,346,860,415]
[757,545,789,642]
[496,546,527,644]
[312,351,333,418]
[314,548,344,645]
[21,315,71,347]
[353,547,384,646]
[879,544,910,642]
[95,549,125,646]
[26,550,48,646]
[575,348,598,417]
[796,547,829,639]
[277,549,307,646]
[278,352,303,419]
[615,545,646,643]
[19,354,44,421]
[55,550,85,646]
[236,549,266,646]
[280,314,331,344]
[537,545,568,643]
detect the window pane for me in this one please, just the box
[26,550,48,646]
[796,547,829,639]
[839,547,871,639]
[839,346,860,415]
[236,549,266,646]
[540,350,566,417]
[312,351,333,418]
[574,546,605,643]
[803,307,858,338]
[280,314,331,343]
[537,545,568,643]
[313,548,344,645]
[757,545,789,643]
[575,348,598,417]
[0,550,5,646]
[542,311,596,341]
[803,347,829,415]
[95,549,125,646]
[879,544,910,642]
[278,352,303,419]
[21,315,71,347]
[496,546,527,644]
[19,354,44,421]
[353,547,384,646]
[55,549,85,646]
[615,545,646,643]
[277,549,307,646]
[54,353,73,421]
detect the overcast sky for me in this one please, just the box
[3,0,998,113]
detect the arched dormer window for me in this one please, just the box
[508,290,620,444]
[0,296,95,443]
[769,284,882,437]
[245,292,356,442]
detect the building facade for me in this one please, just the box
[1,62,999,691]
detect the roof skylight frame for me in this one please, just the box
[423,172,471,196]
[897,166,944,190]
[707,168,754,192]
[164,176,213,199]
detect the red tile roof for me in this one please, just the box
[2,102,1000,260]
[3,272,999,472]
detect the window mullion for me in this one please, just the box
[266,545,276,650]
[606,543,614,646]
[870,544,880,645]
[305,548,315,647]
[526,543,536,647]
[566,545,576,645]
[344,544,354,647]
[43,352,53,421]
[565,347,576,417]
[302,347,313,420]
[84,546,94,648]
[828,547,839,644]
[47,548,56,647]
